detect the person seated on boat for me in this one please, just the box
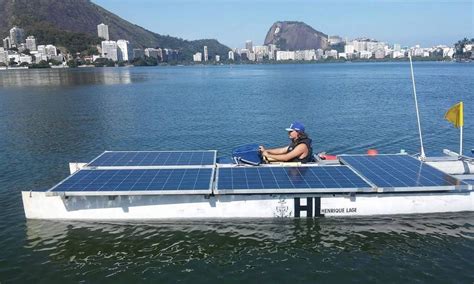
[259,121,313,163]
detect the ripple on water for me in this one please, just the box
[0,214,468,282]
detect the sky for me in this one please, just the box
[92,0,473,48]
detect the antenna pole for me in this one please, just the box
[409,54,426,159]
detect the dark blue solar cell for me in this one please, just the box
[50,168,213,193]
[88,151,216,167]
[340,154,460,188]
[217,166,371,192]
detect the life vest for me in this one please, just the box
[287,137,313,163]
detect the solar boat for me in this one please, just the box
[22,149,474,220]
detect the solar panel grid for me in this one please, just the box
[51,168,213,192]
[88,151,215,167]
[340,155,459,188]
[217,166,370,191]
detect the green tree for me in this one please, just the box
[67,59,78,68]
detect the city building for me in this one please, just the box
[325,49,338,59]
[144,47,160,60]
[303,49,316,60]
[247,52,256,61]
[133,48,144,59]
[117,40,131,61]
[101,40,118,61]
[359,50,372,59]
[295,50,305,61]
[315,49,324,60]
[203,46,208,62]
[7,53,20,65]
[344,44,355,54]
[0,47,7,64]
[25,36,37,51]
[239,48,250,60]
[19,54,33,64]
[329,35,343,45]
[267,44,277,60]
[193,52,202,62]
[245,40,253,51]
[97,23,109,40]
[374,49,385,59]
[276,51,295,61]
[228,50,234,61]
[392,51,404,58]
[3,37,11,49]
[45,45,57,56]
[253,45,268,61]
[9,26,25,47]
[215,55,220,62]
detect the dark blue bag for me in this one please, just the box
[232,144,262,166]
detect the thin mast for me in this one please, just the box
[409,54,426,159]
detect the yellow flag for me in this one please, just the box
[444,102,464,128]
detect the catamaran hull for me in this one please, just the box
[22,191,474,220]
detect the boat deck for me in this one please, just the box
[43,151,470,197]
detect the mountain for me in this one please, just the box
[0,0,230,60]
[264,21,328,51]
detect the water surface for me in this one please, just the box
[0,63,473,282]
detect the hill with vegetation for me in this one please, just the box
[0,0,230,60]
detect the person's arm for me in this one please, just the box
[263,144,308,162]
[266,146,289,155]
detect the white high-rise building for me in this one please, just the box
[144,48,160,59]
[344,44,355,54]
[3,37,10,49]
[245,40,253,50]
[37,45,45,55]
[97,23,109,40]
[45,45,57,56]
[101,40,118,61]
[228,50,234,60]
[0,47,7,64]
[203,46,208,62]
[268,44,277,60]
[25,36,37,51]
[117,39,131,61]
[9,26,25,47]
[193,52,202,62]
[276,51,295,61]
[329,35,343,45]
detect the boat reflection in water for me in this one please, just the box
[0,68,134,88]
[23,213,474,278]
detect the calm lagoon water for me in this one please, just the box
[0,63,473,282]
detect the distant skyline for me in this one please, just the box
[92,0,473,48]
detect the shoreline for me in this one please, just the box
[1,58,471,71]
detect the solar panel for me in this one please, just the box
[49,168,213,196]
[216,166,372,194]
[87,151,216,168]
[462,180,474,188]
[339,154,461,190]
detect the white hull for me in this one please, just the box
[22,190,474,220]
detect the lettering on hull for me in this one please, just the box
[294,197,357,217]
